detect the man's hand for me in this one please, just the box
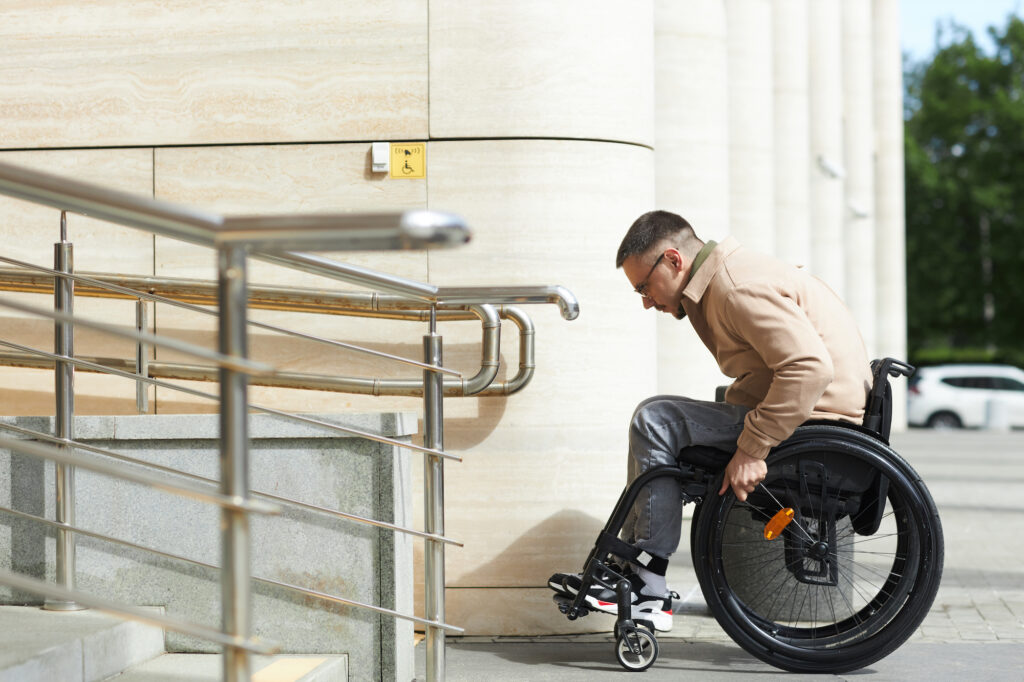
[718,449,767,501]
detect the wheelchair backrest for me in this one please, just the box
[863,358,915,440]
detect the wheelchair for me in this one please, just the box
[551,358,944,673]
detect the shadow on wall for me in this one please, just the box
[418,508,609,595]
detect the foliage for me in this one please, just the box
[912,346,1024,370]
[904,15,1024,366]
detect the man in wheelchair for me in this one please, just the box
[550,210,874,633]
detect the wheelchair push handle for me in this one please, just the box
[864,357,915,437]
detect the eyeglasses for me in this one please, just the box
[634,252,665,297]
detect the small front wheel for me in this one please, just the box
[615,628,659,672]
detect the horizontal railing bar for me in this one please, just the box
[0,340,461,461]
[256,253,581,323]
[250,408,462,462]
[0,294,272,375]
[438,284,580,321]
[246,321,462,378]
[0,262,490,320]
[0,267,549,394]
[0,506,463,634]
[0,568,278,654]
[0,340,223,401]
[251,488,463,547]
[258,252,439,302]
[0,436,279,515]
[0,259,460,377]
[221,210,471,252]
[0,504,220,574]
[0,160,470,252]
[0,346,521,399]
[0,421,462,547]
[251,573,464,634]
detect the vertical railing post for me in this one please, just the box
[218,245,252,682]
[423,306,446,681]
[136,299,149,414]
[45,211,82,611]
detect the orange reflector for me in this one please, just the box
[764,507,795,540]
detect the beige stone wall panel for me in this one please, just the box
[428,1,655,146]
[425,139,656,588]
[1,1,427,149]
[150,143,433,411]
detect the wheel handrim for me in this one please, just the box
[711,443,924,651]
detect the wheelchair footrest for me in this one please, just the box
[553,592,592,618]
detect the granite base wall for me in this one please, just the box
[0,412,415,682]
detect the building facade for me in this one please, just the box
[0,0,905,635]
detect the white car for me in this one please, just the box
[907,364,1024,429]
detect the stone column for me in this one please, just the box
[773,0,811,267]
[726,0,775,254]
[842,0,877,355]
[808,0,845,295]
[873,0,908,428]
[654,0,730,397]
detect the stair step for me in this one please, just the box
[0,605,164,682]
[106,654,347,681]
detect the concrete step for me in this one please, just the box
[105,654,348,681]
[0,605,164,682]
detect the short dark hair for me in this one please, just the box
[615,210,699,268]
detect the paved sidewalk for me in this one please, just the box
[416,430,1024,680]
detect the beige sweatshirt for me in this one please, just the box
[681,237,873,460]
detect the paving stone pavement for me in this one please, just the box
[418,429,1024,680]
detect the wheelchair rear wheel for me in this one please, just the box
[692,425,943,673]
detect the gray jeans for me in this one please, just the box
[624,396,751,560]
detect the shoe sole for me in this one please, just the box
[548,574,575,597]
[563,581,673,632]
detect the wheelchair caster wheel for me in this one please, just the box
[615,628,658,672]
[614,619,654,639]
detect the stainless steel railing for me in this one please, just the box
[0,159,578,682]
[0,261,543,397]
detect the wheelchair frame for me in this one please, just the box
[553,358,944,673]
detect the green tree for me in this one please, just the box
[904,15,1024,366]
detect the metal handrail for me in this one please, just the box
[0,340,460,462]
[0,159,578,682]
[0,259,462,377]
[0,506,464,634]
[0,265,539,396]
[0,436,280,515]
[260,251,581,320]
[0,160,471,253]
[0,421,461,547]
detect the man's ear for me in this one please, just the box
[663,247,684,271]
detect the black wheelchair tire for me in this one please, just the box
[692,425,944,674]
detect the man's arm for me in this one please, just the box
[717,284,834,500]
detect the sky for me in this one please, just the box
[901,0,1023,60]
